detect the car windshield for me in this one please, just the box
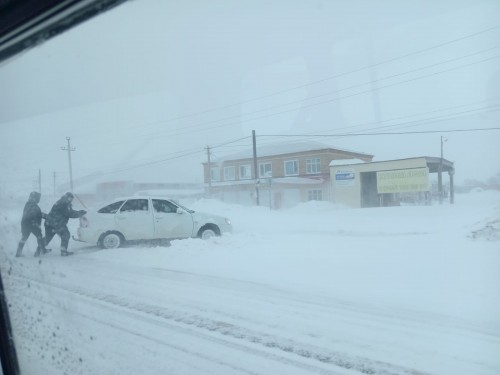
[174,201,195,214]
[1,2,499,375]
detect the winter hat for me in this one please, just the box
[29,191,41,203]
[64,192,74,199]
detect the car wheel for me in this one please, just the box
[199,227,217,240]
[99,231,124,249]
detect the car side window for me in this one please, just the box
[152,199,177,213]
[97,201,125,214]
[120,199,149,212]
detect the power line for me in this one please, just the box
[141,54,500,140]
[130,25,500,126]
[231,55,500,128]
[349,105,500,134]
[251,104,500,149]
[140,46,500,139]
[118,104,500,172]
[15,97,500,182]
[261,127,500,138]
[82,148,205,176]
[210,136,252,149]
[73,122,499,180]
[76,25,500,145]
[57,135,253,178]
[253,108,500,149]
[178,100,500,155]
[188,124,500,166]
[281,99,500,136]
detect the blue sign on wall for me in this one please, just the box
[335,172,355,180]
[335,169,355,187]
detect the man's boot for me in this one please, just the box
[35,247,51,257]
[37,237,51,255]
[41,247,52,255]
[15,242,24,257]
[61,248,74,256]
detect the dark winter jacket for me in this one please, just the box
[21,191,45,228]
[46,195,85,230]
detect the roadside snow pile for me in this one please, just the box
[462,190,500,241]
[469,218,500,241]
[186,198,252,217]
[284,199,350,213]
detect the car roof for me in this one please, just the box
[111,196,175,202]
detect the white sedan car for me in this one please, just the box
[76,196,232,249]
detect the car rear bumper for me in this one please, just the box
[77,227,99,244]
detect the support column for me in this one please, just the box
[252,130,260,206]
[449,169,455,204]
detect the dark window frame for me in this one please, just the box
[97,200,125,214]
[120,199,150,212]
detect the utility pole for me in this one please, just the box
[61,137,75,193]
[206,145,212,198]
[438,136,447,204]
[252,130,260,206]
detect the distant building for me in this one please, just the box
[61,173,204,206]
[97,181,204,202]
[202,141,373,209]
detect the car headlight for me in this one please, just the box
[225,218,231,225]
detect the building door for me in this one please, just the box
[273,192,282,209]
[283,189,300,208]
[360,172,379,208]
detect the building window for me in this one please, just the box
[239,165,252,179]
[259,162,272,178]
[210,167,220,181]
[224,166,236,181]
[306,158,321,174]
[284,160,299,176]
[308,189,323,201]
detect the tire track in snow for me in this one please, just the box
[7,274,341,375]
[9,272,432,375]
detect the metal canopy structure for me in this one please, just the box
[423,156,454,173]
[423,156,455,204]
[330,156,456,208]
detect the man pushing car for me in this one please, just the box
[44,192,86,256]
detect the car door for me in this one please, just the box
[152,199,194,239]
[114,198,154,240]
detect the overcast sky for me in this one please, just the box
[1,0,499,194]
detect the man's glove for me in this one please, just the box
[79,210,87,217]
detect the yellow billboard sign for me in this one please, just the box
[377,167,429,193]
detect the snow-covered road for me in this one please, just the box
[1,191,499,375]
